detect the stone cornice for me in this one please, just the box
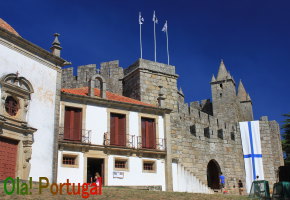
[0,27,69,69]
[0,114,37,134]
[61,92,171,115]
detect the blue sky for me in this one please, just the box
[1,0,290,127]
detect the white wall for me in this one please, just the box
[158,116,164,139]
[86,105,107,145]
[57,151,84,184]
[108,155,166,191]
[129,112,138,137]
[83,107,165,147]
[0,42,58,181]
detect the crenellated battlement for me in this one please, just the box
[61,61,123,94]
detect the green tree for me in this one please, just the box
[282,113,290,166]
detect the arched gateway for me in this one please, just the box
[207,159,222,189]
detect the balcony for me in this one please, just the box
[103,132,166,151]
[103,132,135,148]
[59,127,91,144]
[137,136,166,151]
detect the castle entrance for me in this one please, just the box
[207,159,221,189]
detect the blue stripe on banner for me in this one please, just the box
[244,154,262,158]
[248,121,256,180]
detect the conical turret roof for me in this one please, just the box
[238,80,250,101]
[216,59,228,80]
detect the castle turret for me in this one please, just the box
[237,80,253,121]
[123,59,179,110]
[210,60,241,122]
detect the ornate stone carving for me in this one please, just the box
[22,140,33,179]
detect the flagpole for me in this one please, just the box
[154,19,156,62]
[140,13,142,59]
[166,21,169,65]
[153,11,156,62]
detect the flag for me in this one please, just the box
[239,121,264,193]
[153,11,158,24]
[162,21,167,32]
[139,12,144,25]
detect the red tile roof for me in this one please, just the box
[61,87,156,107]
[0,18,20,36]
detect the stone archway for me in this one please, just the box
[88,74,107,98]
[207,159,221,189]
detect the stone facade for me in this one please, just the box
[62,60,123,95]
[61,58,284,191]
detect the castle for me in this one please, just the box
[62,58,284,191]
[0,18,284,194]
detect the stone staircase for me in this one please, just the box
[172,163,214,194]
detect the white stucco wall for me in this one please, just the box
[0,42,58,181]
[129,112,138,136]
[57,151,84,184]
[108,155,166,191]
[86,105,107,145]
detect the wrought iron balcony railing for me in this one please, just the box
[103,132,135,148]
[136,136,166,151]
[59,127,91,144]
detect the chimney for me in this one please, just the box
[50,33,62,57]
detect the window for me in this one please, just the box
[5,96,19,116]
[231,132,235,141]
[64,107,83,141]
[110,113,126,146]
[114,158,129,171]
[143,160,156,173]
[62,154,78,168]
[204,127,210,138]
[141,117,156,149]
[190,125,196,136]
[218,129,223,139]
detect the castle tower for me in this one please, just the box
[237,80,253,121]
[210,60,242,122]
[100,60,123,95]
[123,59,179,110]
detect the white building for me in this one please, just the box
[0,18,67,182]
[57,77,171,190]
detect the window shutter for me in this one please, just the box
[110,114,115,145]
[73,109,82,141]
[149,120,156,149]
[64,108,71,140]
[119,115,126,146]
[141,118,156,149]
[64,107,82,141]
[141,118,146,148]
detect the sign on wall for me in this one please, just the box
[113,171,124,179]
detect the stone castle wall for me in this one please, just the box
[61,61,123,95]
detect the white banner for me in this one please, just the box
[239,121,264,193]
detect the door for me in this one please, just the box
[87,158,105,185]
[0,137,18,180]
[110,113,126,146]
[207,159,221,189]
[64,107,82,141]
[141,117,156,149]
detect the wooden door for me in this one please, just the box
[0,137,18,180]
[141,118,156,149]
[64,107,82,141]
[110,113,126,146]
